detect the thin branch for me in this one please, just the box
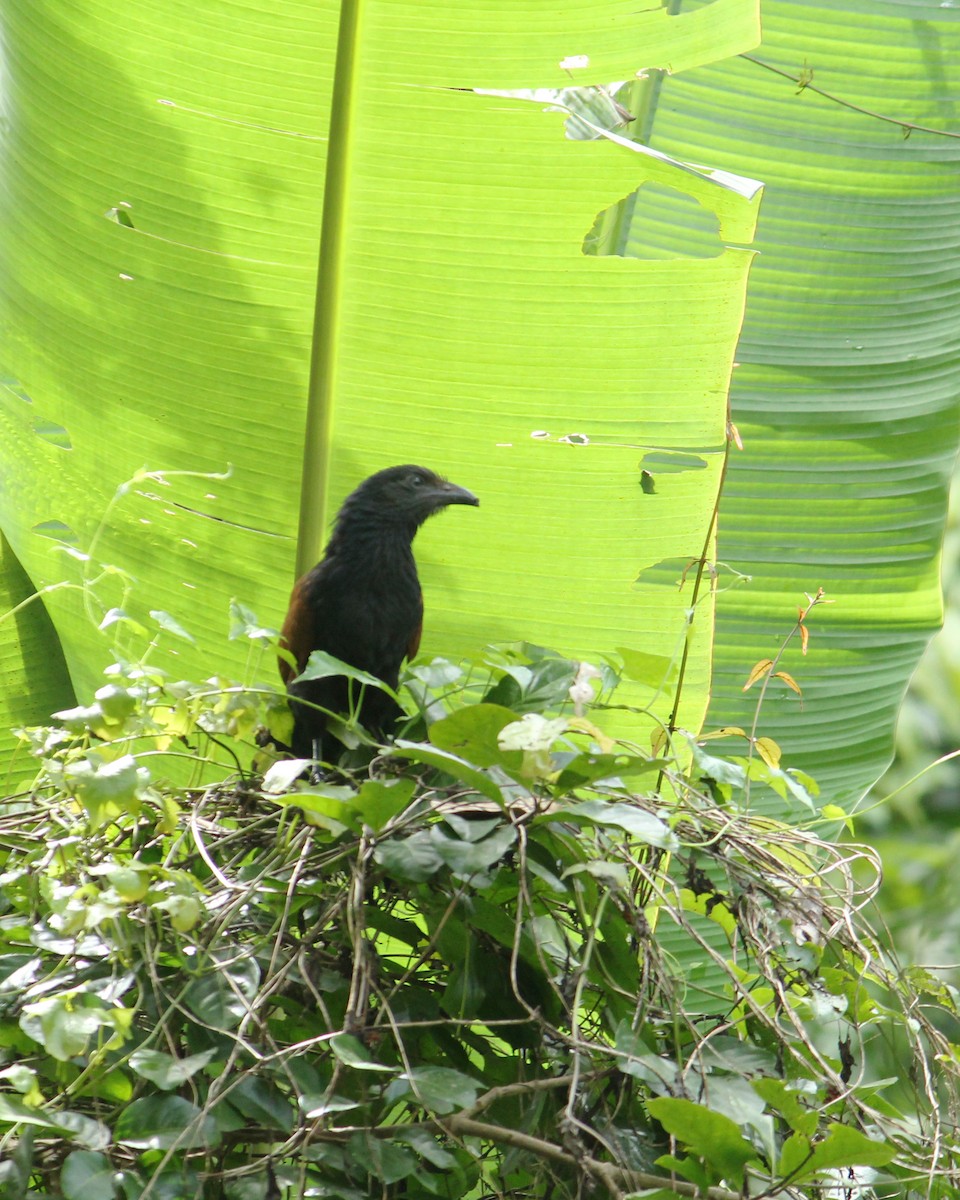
[664,432,732,740]
[742,53,960,140]
[442,1116,744,1200]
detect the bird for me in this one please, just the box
[279,464,479,761]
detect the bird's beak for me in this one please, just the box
[438,480,479,508]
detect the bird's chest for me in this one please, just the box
[308,547,422,677]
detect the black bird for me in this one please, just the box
[279,465,478,760]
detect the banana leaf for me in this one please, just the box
[0,1,762,779]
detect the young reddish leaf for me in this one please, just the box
[699,726,748,742]
[565,716,615,752]
[775,671,802,696]
[755,737,782,769]
[742,659,774,690]
[799,621,810,655]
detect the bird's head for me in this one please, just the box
[336,464,479,536]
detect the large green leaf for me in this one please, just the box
[0,1,761,777]
[619,0,960,806]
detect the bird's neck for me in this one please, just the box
[325,516,418,574]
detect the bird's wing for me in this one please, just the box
[405,595,424,661]
[280,561,423,687]
[279,572,316,684]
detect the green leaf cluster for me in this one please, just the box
[0,642,956,1198]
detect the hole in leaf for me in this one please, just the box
[1,377,33,404]
[33,520,79,545]
[33,420,72,450]
[105,203,135,228]
[639,451,708,474]
[583,181,723,260]
[635,557,695,588]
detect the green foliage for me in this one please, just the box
[0,0,762,773]
[853,479,960,1112]
[1,626,958,1198]
[873,479,960,829]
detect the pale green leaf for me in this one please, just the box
[0,1,761,777]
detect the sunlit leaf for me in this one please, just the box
[330,1034,395,1073]
[385,1066,482,1116]
[129,1048,217,1091]
[428,704,521,769]
[647,1097,759,1187]
[149,610,195,644]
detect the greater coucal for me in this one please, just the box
[279,464,479,761]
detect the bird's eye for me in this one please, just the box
[409,475,423,487]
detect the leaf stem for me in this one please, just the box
[296,0,364,575]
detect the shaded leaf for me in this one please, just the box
[386,1066,482,1115]
[60,1151,115,1200]
[391,740,505,806]
[183,957,260,1030]
[114,1096,219,1150]
[296,650,396,698]
[752,1078,819,1138]
[554,751,666,792]
[228,1077,294,1132]
[374,832,444,883]
[647,1097,759,1187]
[346,1133,417,1185]
[689,738,747,787]
[430,824,517,877]
[559,800,678,850]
